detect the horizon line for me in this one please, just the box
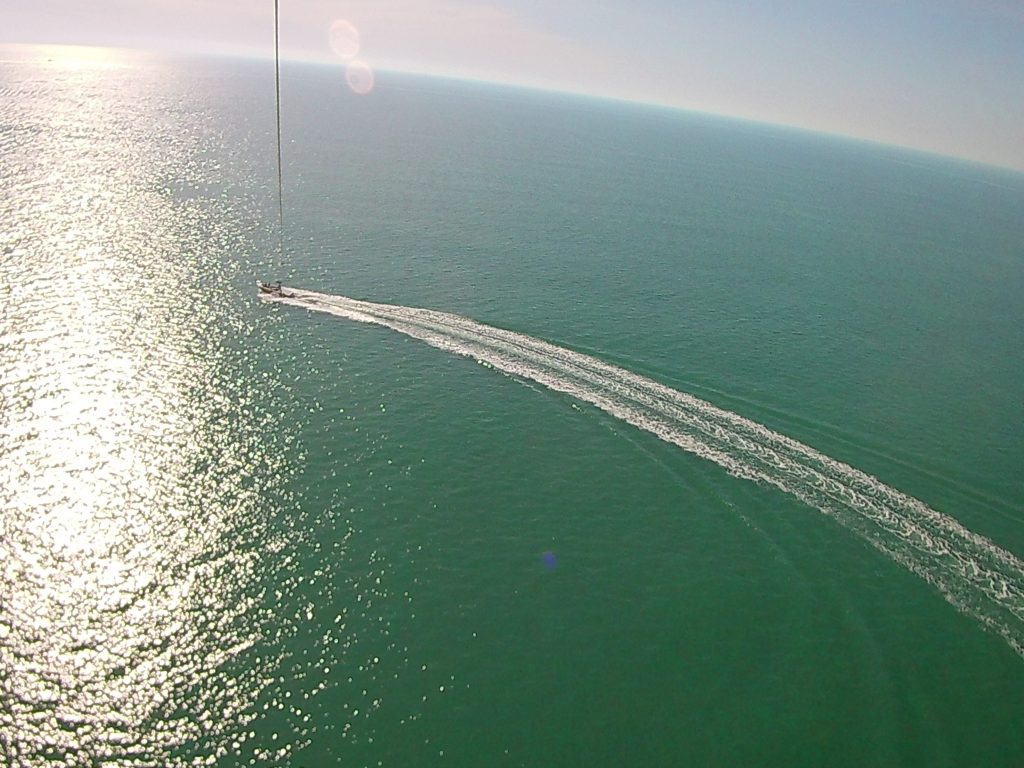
[3,40,1023,178]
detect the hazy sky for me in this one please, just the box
[3,0,1023,170]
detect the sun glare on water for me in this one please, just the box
[30,44,141,70]
[0,51,298,765]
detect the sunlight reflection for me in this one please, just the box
[31,44,139,71]
[0,52,289,765]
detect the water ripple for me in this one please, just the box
[1,51,302,767]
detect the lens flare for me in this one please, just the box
[328,19,361,60]
[345,60,375,95]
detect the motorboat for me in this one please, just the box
[257,281,293,297]
[258,280,282,294]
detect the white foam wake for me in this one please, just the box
[264,287,1024,658]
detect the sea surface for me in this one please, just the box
[1,45,1023,767]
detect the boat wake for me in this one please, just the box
[263,287,1024,658]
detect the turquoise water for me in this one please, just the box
[2,47,1023,766]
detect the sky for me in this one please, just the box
[3,0,1023,171]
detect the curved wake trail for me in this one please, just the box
[266,287,1024,658]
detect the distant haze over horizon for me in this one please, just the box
[3,0,1023,172]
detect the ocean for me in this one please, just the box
[1,45,1023,767]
